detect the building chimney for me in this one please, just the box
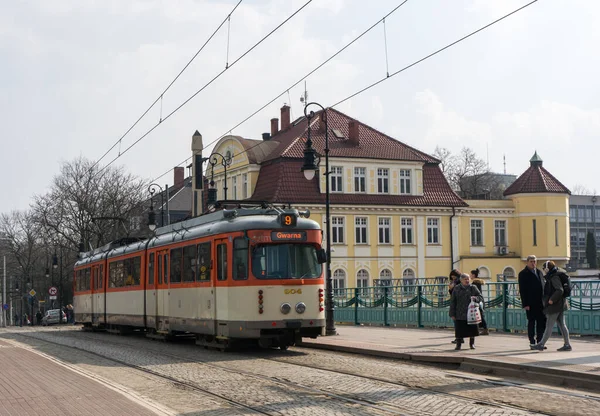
[262,132,271,141]
[174,166,184,189]
[348,120,359,146]
[271,118,279,136]
[281,105,291,130]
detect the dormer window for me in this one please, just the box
[400,169,411,194]
[377,168,389,194]
[331,166,343,192]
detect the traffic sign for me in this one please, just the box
[2,304,8,311]
[49,287,58,296]
[29,289,36,297]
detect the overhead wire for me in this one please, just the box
[90,0,243,172]
[147,0,411,184]
[98,0,314,176]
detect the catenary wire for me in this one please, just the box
[147,0,411,184]
[98,0,313,177]
[331,0,539,108]
[90,0,243,172]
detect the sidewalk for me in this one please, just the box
[300,325,600,391]
[0,338,169,416]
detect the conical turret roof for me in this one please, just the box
[503,152,570,196]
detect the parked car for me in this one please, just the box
[41,309,67,326]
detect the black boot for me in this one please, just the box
[454,339,463,350]
[469,337,475,349]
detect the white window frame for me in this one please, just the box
[377,168,389,194]
[427,217,440,245]
[355,217,368,244]
[242,173,248,199]
[503,267,516,280]
[401,217,413,245]
[471,219,483,246]
[357,269,369,294]
[354,167,366,193]
[402,268,416,294]
[333,269,346,296]
[331,216,345,244]
[232,176,238,200]
[331,166,343,193]
[379,269,392,288]
[378,217,391,244]
[494,219,507,246]
[399,169,411,194]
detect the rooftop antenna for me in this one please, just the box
[300,80,308,105]
[503,154,506,174]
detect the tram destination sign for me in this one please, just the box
[271,231,306,241]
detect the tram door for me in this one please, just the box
[92,265,103,325]
[214,238,229,336]
[156,249,170,332]
[146,253,156,329]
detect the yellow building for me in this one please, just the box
[192,106,570,289]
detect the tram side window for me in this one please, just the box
[99,265,104,289]
[125,257,141,286]
[148,253,155,285]
[197,242,211,281]
[75,270,80,291]
[84,268,91,291]
[233,238,248,280]
[183,245,196,282]
[217,243,227,281]
[170,248,182,283]
[109,261,125,288]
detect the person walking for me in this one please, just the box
[448,269,461,344]
[449,273,484,350]
[531,261,572,351]
[471,269,489,335]
[36,310,43,326]
[518,255,546,347]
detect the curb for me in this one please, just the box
[298,341,600,392]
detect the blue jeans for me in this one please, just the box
[539,310,570,347]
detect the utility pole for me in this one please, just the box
[2,255,6,327]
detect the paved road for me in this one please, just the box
[2,326,599,415]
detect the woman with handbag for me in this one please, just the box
[449,273,484,350]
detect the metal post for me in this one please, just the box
[323,113,335,336]
[2,255,6,327]
[354,287,359,325]
[417,284,423,328]
[29,273,33,326]
[165,183,170,225]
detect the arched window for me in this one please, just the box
[402,268,416,294]
[477,266,490,279]
[357,269,369,294]
[379,269,392,287]
[503,267,516,280]
[332,269,346,295]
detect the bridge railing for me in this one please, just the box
[332,280,600,335]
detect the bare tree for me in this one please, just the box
[433,146,452,175]
[572,184,595,196]
[31,157,147,250]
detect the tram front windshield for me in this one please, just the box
[252,244,322,279]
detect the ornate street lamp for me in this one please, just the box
[301,102,336,336]
[208,152,232,203]
[147,183,165,231]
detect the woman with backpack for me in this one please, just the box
[531,261,572,351]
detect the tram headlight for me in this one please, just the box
[280,303,291,314]
[295,302,306,314]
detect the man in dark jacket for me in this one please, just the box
[531,261,572,351]
[518,255,546,346]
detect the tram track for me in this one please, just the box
[11,328,551,415]
[13,330,417,416]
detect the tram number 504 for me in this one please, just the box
[284,289,302,295]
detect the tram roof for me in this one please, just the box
[75,208,319,267]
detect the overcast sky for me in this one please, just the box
[2,0,599,213]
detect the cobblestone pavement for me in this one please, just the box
[4,327,596,416]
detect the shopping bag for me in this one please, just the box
[467,299,482,325]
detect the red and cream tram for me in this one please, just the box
[73,207,326,349]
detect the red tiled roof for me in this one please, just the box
[250,160,466,207]
[504,159,570,196]
[261,108,439,163]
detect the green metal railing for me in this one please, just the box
[333,280,600,335]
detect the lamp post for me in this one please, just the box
[147,183,165,232]
[301,102,336,336]
[208,152,232,202]
[52,253,58,310]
